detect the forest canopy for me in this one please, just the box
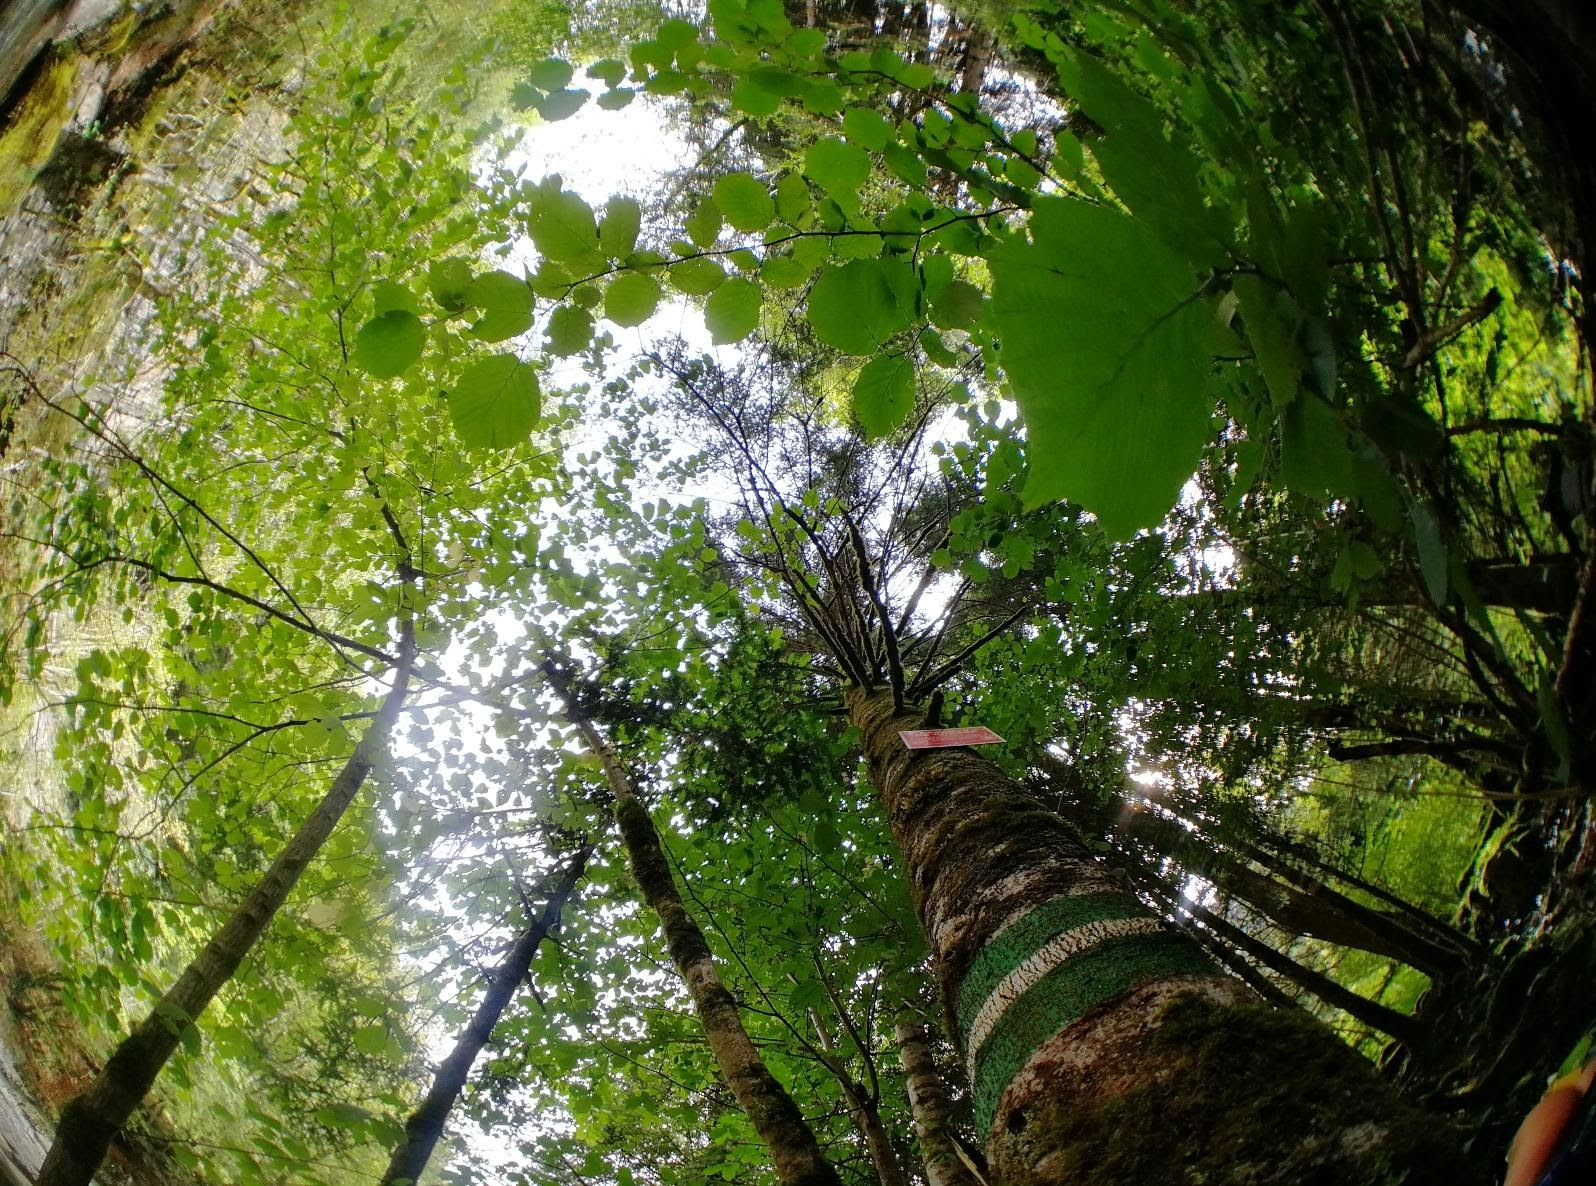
[0,1,1592,1185]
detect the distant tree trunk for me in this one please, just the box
[1116,808,1468,979]
[894,1019,983,1186]
[808,1007,909,1186]
[37,623,416,1186]
[379,845,591,1186]
[847,688,1480,1186]
[551,669,842,1186]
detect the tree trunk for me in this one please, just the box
[894,1019,983,1186]
[1117,809,1467,979]
[553,674,841,1186]
[379,845,591,1186]
[37,625,415,1186]
[846,688,1480,1186]
[808,1006,909,1186]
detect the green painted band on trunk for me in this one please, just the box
[969,930,1215,1133]
[955,893,1146,1031]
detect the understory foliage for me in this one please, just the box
[1,0,1592,1182]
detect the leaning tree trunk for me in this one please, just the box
[807,1006,909,1186]
[846,688,1481,1186]
[379,845,591,1186]
[894,1018,984,1186]
[1116,808,1468,980]
[552,673,841,1186]
[36,625,415,1186]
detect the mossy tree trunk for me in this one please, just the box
[551,671,842,1186]
[36,624,414,1186]
[894,1019,983,1186]
[847,688,1483,1186]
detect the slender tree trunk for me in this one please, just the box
[379,845,591,1186]
[1117,809,1466,979]
[38,625,415,1186]
[894,1019,983,1186]
[1168,888,1423,1047]
[552,673,841,1186]
[846,688,1480,1186]
[807,1006,909,1186]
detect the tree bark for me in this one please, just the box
[846,688,1480,1186]
[894,1019,983,1186]
[553,675,841,1186]
[37,625,415,1186]
[1116,809,1467,979]
[809,1007,908,1186]
[379,845,591,1186]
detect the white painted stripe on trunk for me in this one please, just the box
[964,916,1166,1073]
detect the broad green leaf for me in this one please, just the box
[465,271,534,342]
[804,137,870,199]
[600,197,642,258]
[586,59,626,86]
[732,78,781,116]
[605,273,661,327]
[1411,500,1448,603]
[929,279,983,331]
[428,259,472,312]
[372,280,418,316]
[448,354,541,449]
[670,257,727,295]
[546,305,594,356]
[596,88,635,110]
[713,174,775,233]
[807,258,917,355]
[536,89,589,121]
[704,278,761,343]
[528,189,600,263]
[760,255,810,290]
[527,58,574,90]
[774,173,810,223]
[351,310,424,379]
[853,353,915,439]
[990,196,1213,537]
[1280,390,1356,499]
[352,1026,388,1056]
[1232,274,1302,409]
[686,198,722,248]
[842,106,893,150]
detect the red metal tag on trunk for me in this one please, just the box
[898,726,1005,749]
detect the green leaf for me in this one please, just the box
[842,106,893,150]
[600,197,643,258]
[465,271,534,342]
[428,259,472,313]
[732,78,781,116]
[1280,391,1356,500]
[705,278,761,343]
[372,280,418,316]
[536,89,589,122]
[1232,274,1302,409]
[807,258,917,355]
[760,255,810,290]
[352,1026,388,1056]
[527,58,574,90]
[670,258,727,295]
[929,279,983,331]
[713,174,775,233]
[528,189,600,263]
[804,137,870,199]
[774,173,810,224]
[989,196,1213,537]
[1410,500,1448,604]
[596,88,635,110]
[686,198,722,248]
[352,310,424,379]
[586,59,626,86]
[546,305,594,356]
[853,354,915,439]
[448,354,541,449]
[605,273,661,327]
